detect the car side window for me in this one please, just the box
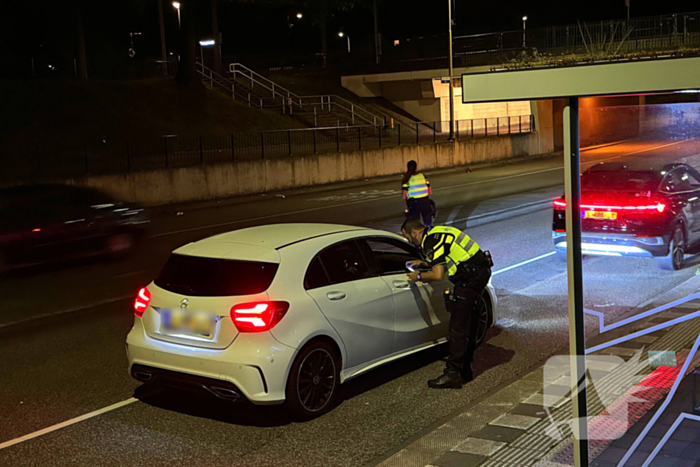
[661,171,681,193]
[364,238,421,275]
[318,241,370,286]
[682,170,700,190]
[304,257,330,290]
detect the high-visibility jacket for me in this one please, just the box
[421,225,481,277]
[403,173,430,199]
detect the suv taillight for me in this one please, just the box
[134,287,151,317]
[230,301,290,333]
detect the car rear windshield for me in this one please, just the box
[154,254,279,297]
[582,171,661,192]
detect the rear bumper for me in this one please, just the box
[126,319,295,405]
[552,231,669,258]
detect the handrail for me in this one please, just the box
[227,62,386,126]
[197,62,265,108]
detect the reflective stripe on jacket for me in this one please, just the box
[402,173,430,199]
[421,225,480,277]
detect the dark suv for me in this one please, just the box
[552,162,700,270]
[0,184,149,272]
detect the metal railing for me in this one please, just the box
[0,115,535,183]
[227,62,385,126]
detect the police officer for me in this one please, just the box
[401,217,492,389]
[402,160,434,227]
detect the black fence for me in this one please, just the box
[1,116,535,183]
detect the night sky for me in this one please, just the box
[1,0,698,65]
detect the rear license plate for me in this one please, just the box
[161,309,216,337]
[584,211,617,220]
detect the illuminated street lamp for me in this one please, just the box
[522,15,528,48]
[338,31,350,53]
[287,12,303,54]
[199,39,215,67]
[173,2,181,29]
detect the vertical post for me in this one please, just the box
[231,84,235,100]
[358,127,362,150]
[164,137,169,167]
[126,141,131,172]
[260,132,265,159]
[455,120,459,139]
[508,116,511,134]
[379,126,382,148]
[447,0,455,141]
[352,104,355,125]
[485,118,488,136]
[199,135,204,163]
[416,123,420,145]
[313,129,317,154]
[497,117,500,135]
[471,119,474,138]
[336,127,341,152]
[288,130,292,156]
[519,115,522,133]
[158,0,168,75]
[563,97,588,467]
[231,133,236,161]
[397,124,401,145]
[314,107,318,127]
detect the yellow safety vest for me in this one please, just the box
[403,173,430,199]
[422,225,480,277]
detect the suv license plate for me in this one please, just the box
[584,211,617,220]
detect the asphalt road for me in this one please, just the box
[1,137,699,467]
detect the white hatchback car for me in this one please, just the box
[126,224,498,418]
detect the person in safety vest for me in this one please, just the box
[402,160,435,227]
[401,217,493,389]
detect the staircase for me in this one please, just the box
[197,61,391,133]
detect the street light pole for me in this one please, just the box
[173,2,181,29]
[448,0,455,141]
[522,16,528,49]
[158,0,168,75]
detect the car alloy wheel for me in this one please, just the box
[475,295,490,346]
[286,341,339,420]
[297,348,336,413]
[671,229,685,270]
[656,227,685,271]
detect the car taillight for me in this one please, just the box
[134,287,151,317]
[553,198,665,213]
[230,301,290,333]
[580,202,666,213]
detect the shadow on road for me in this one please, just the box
[132,329,514,427]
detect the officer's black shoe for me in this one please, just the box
[460,364,474,383]
[428,371,463,389]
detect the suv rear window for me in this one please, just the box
[582,171,661,192]
[155,254,279,296]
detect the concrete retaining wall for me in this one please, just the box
[70,132,546,206]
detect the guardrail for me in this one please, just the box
[0,115,534,182]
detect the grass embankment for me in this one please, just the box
[0,78,304,153]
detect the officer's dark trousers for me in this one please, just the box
[446,268,491,375]
[406,197,433,227]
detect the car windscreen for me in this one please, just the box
[581,171,661,192]
[154,254,279,297]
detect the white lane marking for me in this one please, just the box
[492,252,556,276]
[0,296,133,329]
[448,198,555,226]
[446,205,462,224]
[0,398,138,451]
[154,140,694,239]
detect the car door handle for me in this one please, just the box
[326,291,346,301]
[393,280,410,289]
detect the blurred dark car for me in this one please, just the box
[552,162,700,271]
[0,184,149,272]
